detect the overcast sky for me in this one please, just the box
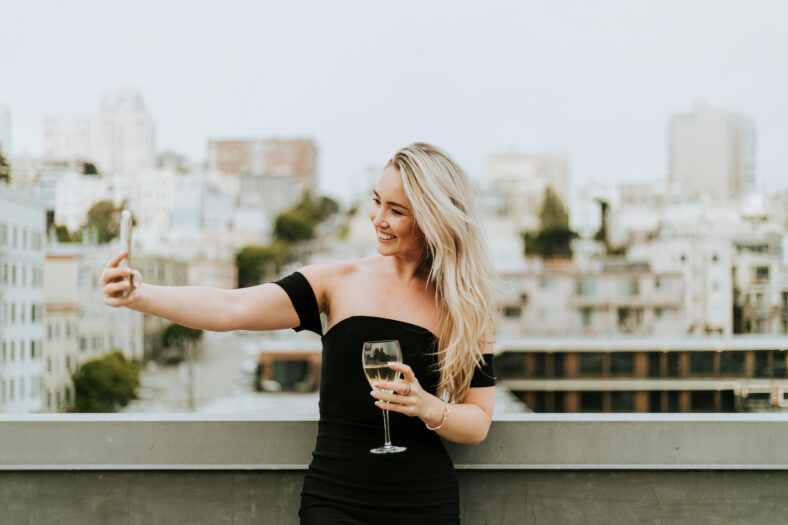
[2,0,787,203]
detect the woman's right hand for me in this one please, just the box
[102,251,143,308]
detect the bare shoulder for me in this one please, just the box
[296,260,364,312]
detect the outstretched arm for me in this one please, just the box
[102,251,300,332]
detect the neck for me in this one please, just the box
[384,253,428,284]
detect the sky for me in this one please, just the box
[2,0,788,203]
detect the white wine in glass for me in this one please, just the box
[362,340,406,454]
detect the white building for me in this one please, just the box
[669,104,755,202]
[0,185,46,413]
[629,232,733,336]
[42,91,155,176]
[0,104,10,156]
[484,152,570,231]
[45,243,144,367]
[731,230,788,335]
[52,170,113,231]
[497,260,685,337]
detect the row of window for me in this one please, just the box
[0,339,43,363]
[1,301,44,325]
[47,386,73,410]
[518,390,736,413]
[0,376,43,403]
[1,260,45,288]
[47,321,78,341]
[0,224,45,252]
[498,351,788,379]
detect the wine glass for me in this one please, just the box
[362,340,406,454]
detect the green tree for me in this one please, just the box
[0,146,10,184]
[55,224,72,243]
[522,186,577,258]
[235,243,289,287]
[539,186,569,229]
[72,351,140,412]
[84,200,129,244]
[274,209,314,243]
[160,323,204,363]
[83,161,99,175]
[162,323,204,348]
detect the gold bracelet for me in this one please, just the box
[425,402,450,431]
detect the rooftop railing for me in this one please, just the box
[2,413,788,524]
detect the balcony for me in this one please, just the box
[2,414,788,524]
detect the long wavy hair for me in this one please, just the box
[387,143,501,401]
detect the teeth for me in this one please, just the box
[378,231,395,240]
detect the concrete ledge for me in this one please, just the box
[2,414,788,524]
[1,413,787,470]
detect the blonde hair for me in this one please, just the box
[387,143,501,401]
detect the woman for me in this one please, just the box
[102,142,499,524]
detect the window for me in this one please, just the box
[611,391,635,412]
[755,266,770,282]
[617,308,644,331]
[1,341,5,362]
[575,278,596,296]
[618,278,639,297]
[578,307,594,329]
[690,391,716,412]
[10,341,14,362]
[580,391,603,412]
[711,253,719,263]
[80,337,88,352]
[690,353,714,374]
[539,277,556,290]
[503,306,522,318]
[648,353,661,378]
[579,353,603,375]
[720,352,745,374]
[610,353,634,374]
[655,308,675,322]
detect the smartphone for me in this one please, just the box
[119,210,134,298]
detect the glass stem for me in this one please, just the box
[382,401,392,446]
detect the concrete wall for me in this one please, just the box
[2,414,788,524]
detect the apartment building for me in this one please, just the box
[0,185,46,413]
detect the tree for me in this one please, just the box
[539,186,569,229]
[274,209,314,243]
[236,243,289,287]
[82,162,99,175]
[55,225,72,243]
[72,352,140,412]
[522,186,577,258]
[161,323,204,363]
[84,200,128,244]
[0,146,10,184]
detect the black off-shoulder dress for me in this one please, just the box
[274,272,495,525]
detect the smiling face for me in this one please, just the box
[369,165,426,259]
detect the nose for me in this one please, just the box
[371,208,387,228]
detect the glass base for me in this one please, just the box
[370,445,407,454]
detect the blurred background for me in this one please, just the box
[1,0,788,415]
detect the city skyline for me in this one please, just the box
[3,1,788,203]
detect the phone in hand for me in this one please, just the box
[119,210,134,298]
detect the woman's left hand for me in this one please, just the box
[371,362,443,425]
